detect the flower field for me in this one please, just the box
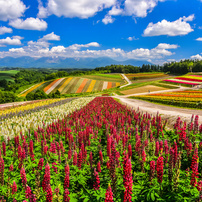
[134,90,202,109]
[21,77,120,96]
[126,73,167,81]
[164,75,202,86]
[1,97,202,201]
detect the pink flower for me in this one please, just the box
[2,142,6,156]
[150,161,155,181]
[156,156,164,183]
[9,164,14,172]
[29,140,35,161]
[97,161,101,172]
[42,163,51,191]
[20,167,27,188]
[46,185,53,202]
[128,144,132,158]
[12,181,17,195]
[93,169,100,190]
[190,148,199,187]
[123,154,133,202]
[105,184,114,202]
[38,158,44,170]
[99,150,103,163]
[63,189,70,202]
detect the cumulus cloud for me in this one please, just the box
[191,54,202,60]
[9,47,25,53]
[143,15,194,36]
[0,36,22,46]
[0,0,26,21]
[38,0,116,19]
[0,26,13,35]
[9,18,48,31]
[196,37,202,41]
[108,5,123,16]
[0,40,178,62]
[39,32,60,41]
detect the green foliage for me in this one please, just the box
[0,90,17,103]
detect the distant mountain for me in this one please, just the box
[0,56,152,68]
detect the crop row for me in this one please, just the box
[0,97,202,201]
[0,97,94,140]
[134,91,202,108]
[21,77,120,96]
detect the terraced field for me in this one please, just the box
[21,77,121,96]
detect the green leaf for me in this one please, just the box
[151,192,155,201]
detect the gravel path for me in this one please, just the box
[113,96,202,128]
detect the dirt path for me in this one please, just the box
[113,96,202,128]
[120,74,132,88]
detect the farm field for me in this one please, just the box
[125,73,168,83]
[164,75,202,86]
[20,77,121,96]
[133,90,202,109]
[82,73,124,83]
[0,70,19,82]
[121,85,167,95]
[0,97,202,201]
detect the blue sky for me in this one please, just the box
[0,0,202,64]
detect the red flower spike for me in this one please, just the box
[105,184,114,202]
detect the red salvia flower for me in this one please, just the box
[63,189,70,202]
[150,161,155,181]
[64,165,70,189]
[52,162,57,173]
[42,163,51,191]
[73,151,77,166]
[123,153,133,202]
[12,181,17,194]
[142,148,146,163]
[128,144,132,158]
[49,142,56,154]
[93,169,100,190]
[105,184,114,202]
[46,185,53,202]
[197,180,202,191]
[29,140,35,161]
[68,149,72,160]
[20,167,27,188]
[38,158,44,170]
[155,141,159,157]
[25,186,32,199]
[156,156,164,183]
[190,148,199,187]
[0,158,4,185]
[97,161,101,172]
[77,150,83,169]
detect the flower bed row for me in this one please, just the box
[0,97,94,140]
[0,97,202,201]
[0,98,65,118]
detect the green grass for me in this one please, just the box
[82,74,124,83]
[0,70,19,82]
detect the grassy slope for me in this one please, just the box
[0,70,20,82]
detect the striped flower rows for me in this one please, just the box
[164,75,202,86]
[0,97,94,140]
[135,90,202,108]
[21,77,120,96]
[0,97,202,201]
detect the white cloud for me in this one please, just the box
[38,0,116,19]
[156,43,178,49]
[196,37,202,41]
[9,47,25,53]
[108,5,123,16]
[9,18,47,31]
[127,36,138,41]
[68,42,100,50]
[0,36,22,46]
[50,46,66,53]
[191,54,202,60]
[102,15,115,24]
[0,26,13,35]
[0,41,178,62]
[143,15,194,36]
[0,0,26,21]
[39,32,60,41]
